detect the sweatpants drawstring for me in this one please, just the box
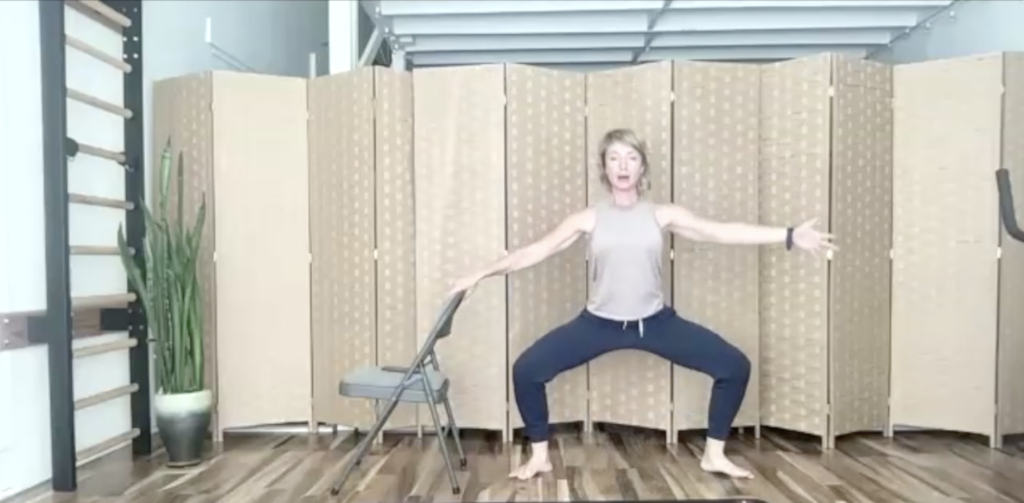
[622,319,645,337]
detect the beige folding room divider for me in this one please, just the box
[890,52,1024,448]
[585,62,676,436]
[148,51,1024,449]
[306,67,418,433]
[412,64,510,434]
[504,64,589,435]
[672,62,762,436]
[758,53,894,448]
[152,72,313,439]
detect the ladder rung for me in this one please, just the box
[67,88,133,119]
[73,336,137,358]
[73,0,131,29]
[0,293,137,319]
[75,383,138,410]
[70,245,134,256]
[0,308,42,318]
[71,141,127,164]
[76,428,140,464]
[65,34,132,73]
[72,292,136,310]
[69,193,134,211]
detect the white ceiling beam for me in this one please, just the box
[385,9,935,37]
[409,49,636,66]
[666,0,951,8]
[375,0,950,16]
[638,45,869,61]
[390,12,651,35]
[401,34,646,53]
[378,1,663,16]
[650,28,896,47]
[653,8,922,32]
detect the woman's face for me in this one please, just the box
[604,141,643,192]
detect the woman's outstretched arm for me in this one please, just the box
[450,209,593,293]
[657,204,836,251]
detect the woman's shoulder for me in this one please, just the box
[651,203,671,227]
[563,206,598,234]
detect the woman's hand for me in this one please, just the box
[448,272,484,298]
[792,218,837,256]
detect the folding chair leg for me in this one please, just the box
[330,395,402,496]
[441,396,467,468]
[373,401,385,445]
[329,429,373,496]
[425,397,461,494]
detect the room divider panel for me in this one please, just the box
[504,64,588,434]
[758,55,831,444]
[372,69,417,433]
[758,53,892,448]
[307,66,416,432]
[209,73,313,433]
[584,62,675,435]
[412,65,509,433]
[999,53,1024,442]
[671,61,761,435]
[308,67,377,429]
[826,55,893,444]
[890,52,1024,448]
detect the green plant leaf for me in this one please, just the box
[117,140,208,396]
[159,140,171,222]
[177,151,185,242]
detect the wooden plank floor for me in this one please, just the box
[9,426,1024,503]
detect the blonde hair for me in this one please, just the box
[596,128,651,195]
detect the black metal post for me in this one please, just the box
[111,0,152,456]
[38,0,76,492]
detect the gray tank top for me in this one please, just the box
[585,200,665,321]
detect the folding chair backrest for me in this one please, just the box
[402,290,467,372]
[426,290,466,343]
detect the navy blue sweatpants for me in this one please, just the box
[511,306,751,442]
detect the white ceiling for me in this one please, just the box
[360,0,954,69]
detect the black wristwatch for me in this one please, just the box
[785,227,794,251]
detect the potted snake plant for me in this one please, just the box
[117,139,210,467]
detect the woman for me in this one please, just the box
[449,128,835,480]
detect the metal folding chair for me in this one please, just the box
[329,291,468,496]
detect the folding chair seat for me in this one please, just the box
[339,366,450,404]
[330,291,468,497]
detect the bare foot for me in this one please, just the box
[508,456,552,480]
[700,455,754,479]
